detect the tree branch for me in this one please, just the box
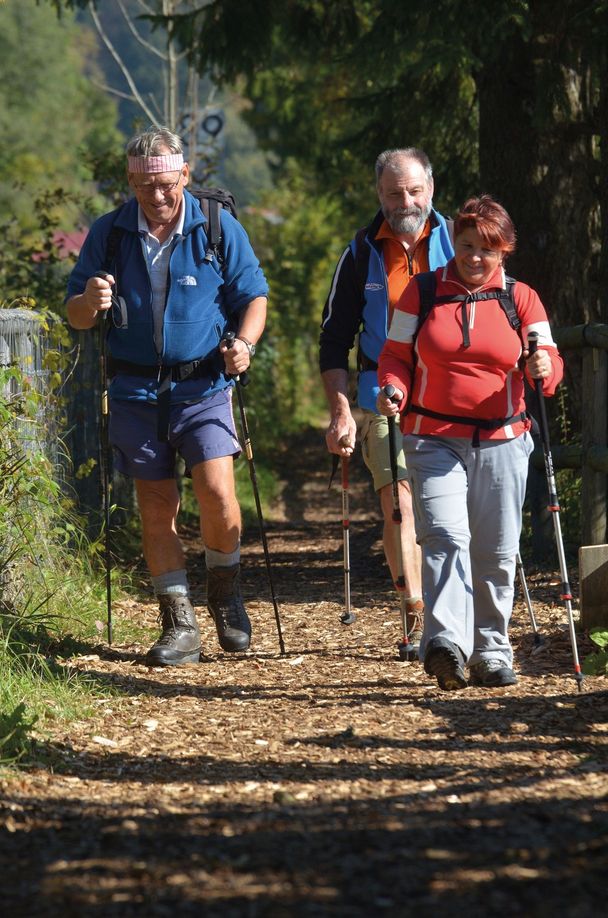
[89,3,158,124]
[117,0,165,61]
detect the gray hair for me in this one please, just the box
[375,148,433,185]
[126,125,184,157]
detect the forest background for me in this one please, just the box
[4,0,607,453]
[0,0,606,762]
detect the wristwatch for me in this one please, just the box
[237,336,256,358]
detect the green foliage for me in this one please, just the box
[0,345,118,766]
[581,628,608,676]
[0,188,85,314]
[0,703,37,765]
[0,0,122,232]
[240,162,344,444]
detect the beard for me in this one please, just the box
[384,201,432,235]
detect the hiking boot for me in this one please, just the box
[207,564,251,652]
[146,593,201,666]
[397,598,424,660]
[469,659,518,687]
[406,598,424,654]
[424,636,467,691]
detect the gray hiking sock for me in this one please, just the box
[151,569,189,596]
[205,545,240,570]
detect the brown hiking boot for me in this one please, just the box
[406,598,424,650]
[146,594,201,666]
[207,563,251,652]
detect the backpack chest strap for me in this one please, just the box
[432,290,517,348]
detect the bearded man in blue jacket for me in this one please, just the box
[319,148,453,655]
[67,126,268,666]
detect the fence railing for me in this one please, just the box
[1,312,134,530]
[541,323,608,547]
[3,309,608,547]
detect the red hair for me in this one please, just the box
[454,195,516,254]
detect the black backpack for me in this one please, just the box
[102,186,238,275]
[407,270,528,444]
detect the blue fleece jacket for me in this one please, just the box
[66,190,268,402]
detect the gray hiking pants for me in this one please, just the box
[404,432,534,666]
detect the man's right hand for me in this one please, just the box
[325,415,356,456]
[85,273,116,316]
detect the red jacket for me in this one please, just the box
[378,260,563,440]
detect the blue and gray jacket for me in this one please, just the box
[66,189,268,404]
[319,208,453,412]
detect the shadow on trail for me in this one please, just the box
[33,687,608,787]
[4,773,606,917]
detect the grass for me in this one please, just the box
[0,449,129,770]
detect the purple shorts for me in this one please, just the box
[109,389,241,480]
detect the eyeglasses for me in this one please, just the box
[131,173,183,195]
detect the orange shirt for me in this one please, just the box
[376,218,431,323]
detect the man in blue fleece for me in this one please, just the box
[66,126,268,666]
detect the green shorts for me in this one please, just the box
[359,409,408,492]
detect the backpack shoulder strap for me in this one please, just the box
[500,275,520,330]
[102,205,125,274]
[414,271,438,331]
[192,191,226,269]
[353,225,371,302]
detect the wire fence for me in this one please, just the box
[0,308,58,463]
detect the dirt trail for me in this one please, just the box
[1,425,607,917]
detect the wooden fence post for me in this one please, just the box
[581,344,608,545]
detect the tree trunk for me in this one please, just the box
[476,4,599,329]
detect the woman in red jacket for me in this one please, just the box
[377,195,563,691]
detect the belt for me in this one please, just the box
[108,353,222,441]
[409,404,528,447]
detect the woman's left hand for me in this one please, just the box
[523,347,552,380]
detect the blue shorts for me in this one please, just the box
[109,389,241,480]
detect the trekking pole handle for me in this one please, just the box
[527,330,556,485]
[223,331,250,386]
[383,384,400,404]
[528,330,539,357]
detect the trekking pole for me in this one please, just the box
[383,385,416,661]
[339,447,356,625]
[224,332,286,655]
[330,439,356,625]
[515,550,543,649]
[94,272,113,646]
[528,332,583,689]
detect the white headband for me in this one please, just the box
[127,153,184,174]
